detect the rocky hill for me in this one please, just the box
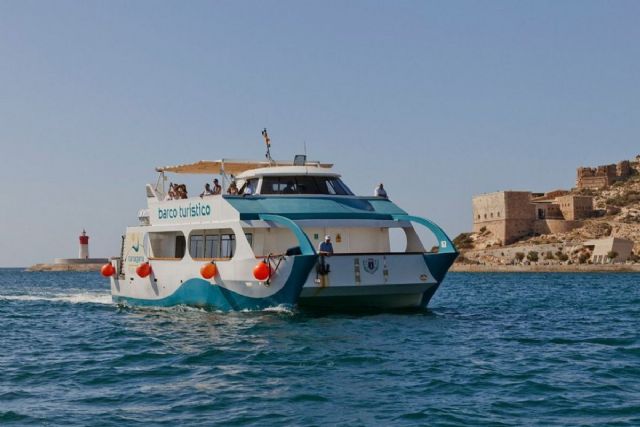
[456,159,640,267]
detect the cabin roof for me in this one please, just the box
[156,159,333,176]
[236,165,339,179]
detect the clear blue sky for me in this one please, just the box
[1,0,638,267]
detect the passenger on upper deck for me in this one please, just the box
[212,179,222,195]
[176,184,188,199]
[227,181,239,195]
[166,183,177,200]
[200,183,214,197]
[374,183,388,198]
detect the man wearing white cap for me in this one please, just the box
[318,235,334,256]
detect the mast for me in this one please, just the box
[262,128,273,164]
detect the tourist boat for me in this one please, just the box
[104,153,458,311]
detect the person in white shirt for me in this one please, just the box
[243,182,254,196]
[200,183,214,197]
[374,183,388,198]
[318,235,334,255]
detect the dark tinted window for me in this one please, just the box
[259,176,353,195]
[175,235,186,258]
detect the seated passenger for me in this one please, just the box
[227,181,239,195]
[177,184,188,199]
[200,183,214,197]
[374,183,388,198]
[243,183,254,196]
[212,178,222,195]
[165,183,177,200]
[283,180,296,194]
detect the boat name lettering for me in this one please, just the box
[157,203,211,220]
[127,255,145,263]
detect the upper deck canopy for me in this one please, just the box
[156,159,333,176]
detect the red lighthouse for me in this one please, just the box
[79,229,89,259]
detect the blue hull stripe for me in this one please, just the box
[113,255,318,311]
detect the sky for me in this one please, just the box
[0,0,639,266]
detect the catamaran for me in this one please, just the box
[103,144,457,310]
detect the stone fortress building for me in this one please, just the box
[577,160,632,190]
[473,155,638,246]
[473,191,593,245]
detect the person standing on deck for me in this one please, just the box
[318,235,334,256]
[212,178,222,195]
[374,183,388,198]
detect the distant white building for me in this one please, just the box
[584,237,634,264]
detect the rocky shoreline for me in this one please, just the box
[27,263,105,272]
[451,263,640,273]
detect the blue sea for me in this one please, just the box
[1,269,639,426]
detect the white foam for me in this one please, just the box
[262,305,295,314]
[0,292,112,305]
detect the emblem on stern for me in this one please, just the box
[363,258,379,274]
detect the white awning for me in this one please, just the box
[156,159,333,175]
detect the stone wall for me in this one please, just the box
[577,159,634,189]
[472,192,508,242]
[504,219,535,244]
[617,160,631,177]
[533,219,581,235]
[473,192,535,244]
[556,195,593,220]
[577,176,611,190]
[473,192,507,224]
[504,192,536,220]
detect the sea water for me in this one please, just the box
[1,269,639,426]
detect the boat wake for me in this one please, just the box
[0,292,113,305]
[261,305,295,314]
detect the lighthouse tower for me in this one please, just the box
[79,229,89,259]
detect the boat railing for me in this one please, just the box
[109,256,124,278]
[326,251,431,256]
[255,253,287,259]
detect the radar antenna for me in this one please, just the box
[262,128,273,164]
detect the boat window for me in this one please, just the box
[259,176,354,195]
[189,229,237,259]
[261,177,293,194]
[148,231,186,260]
[205,234,220,258]
[324,178,353,195]
[220,234,236,258]
[189,235,204,258]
